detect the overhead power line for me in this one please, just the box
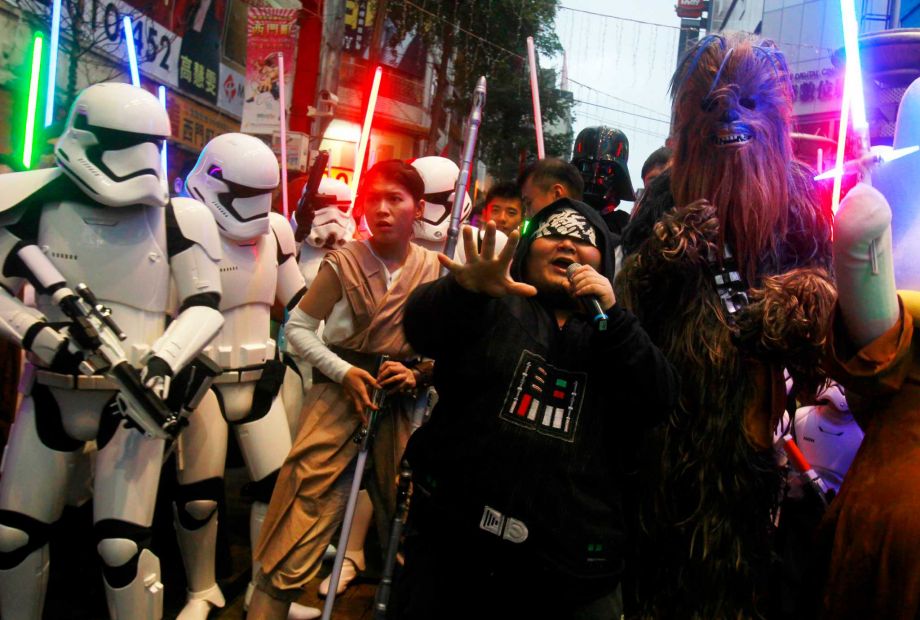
[566,78,671,119]
[573,99,671,125]
[557,4,836,59]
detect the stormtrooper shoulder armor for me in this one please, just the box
[269,212,296,260]
[170,197,222,261]
[0,169,63,227]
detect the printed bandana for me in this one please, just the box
[532,208,597,247]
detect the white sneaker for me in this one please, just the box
[289,602,322,620]
[317,556,362,597]
[177,584,225,620]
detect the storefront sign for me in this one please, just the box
[167,91,239,152]
[241,7,300,134]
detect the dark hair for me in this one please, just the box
[517,158,584,200]
[363,159,425,202]
[485,181,520,205]
[641,146,672,182]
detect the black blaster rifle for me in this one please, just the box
[293,149,330,243]
[16,244,209,440]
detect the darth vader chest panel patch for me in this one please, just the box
[499,350,587,442]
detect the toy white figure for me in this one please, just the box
[792,381,863,494]
[0,82,224,620]
[176,132,307,620]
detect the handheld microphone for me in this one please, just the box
[566,262,608,331]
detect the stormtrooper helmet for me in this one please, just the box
[410,156,471,243]
[816,381,849,414]
[304,176,355,249]
[185,133,280,240]
[54,82,171,208]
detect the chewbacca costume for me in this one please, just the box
[617,35,835,618]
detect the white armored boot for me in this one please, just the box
[0,543,50,620]
[174,501,226,620]
[101,547,164,620]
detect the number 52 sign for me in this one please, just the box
[84,0,183,86]
[60,0,184,87]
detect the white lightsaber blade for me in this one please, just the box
[815,145,920,181]
[526,36,545,159]
[278,52,290,220]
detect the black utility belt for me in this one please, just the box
[312,345,414,385]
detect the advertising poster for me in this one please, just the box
[176,0,227,102]
[240,7,299,134]
[218,63,245,117]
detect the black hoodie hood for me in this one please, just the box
[511,197,617,284]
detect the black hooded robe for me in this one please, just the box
[393,198,679,619]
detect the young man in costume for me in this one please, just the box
[394,199,679,619]
[247,160,441,619]
[616,34,835,617]
[483,181,524,236]
[809,76,920,619]
[518,158,585,218]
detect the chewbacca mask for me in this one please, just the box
[671,34,798,282]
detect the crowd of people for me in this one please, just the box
[0,31,918,620]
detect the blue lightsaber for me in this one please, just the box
[44,0,62,127]
[123,16,140,87]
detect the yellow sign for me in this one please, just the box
[327,166,353,186]
[167,92,239,152]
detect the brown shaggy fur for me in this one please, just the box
[671,36,796,283]
[617,34,836,619]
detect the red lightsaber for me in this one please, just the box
[783,434,830,506]
[349,66,383,215]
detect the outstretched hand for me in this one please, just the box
[438,222,537,298]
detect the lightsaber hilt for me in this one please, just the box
[782,434,830,507]
[442,76,487,266]
[355,354,389,452]
[374,461,412,619]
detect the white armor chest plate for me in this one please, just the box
[203,234,277,369]
[37,201,169,310]
[218,235,277,310]
[35,201,169,363]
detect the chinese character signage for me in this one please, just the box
[241,7,300,134]
[167,91,239,152]
[176,0,226,103]
[344,0,375,53]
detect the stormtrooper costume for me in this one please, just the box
[0,82,224,620]
[295,176,355,288]
[175,133,306,620]
[409,156,508,260]
[290,176,355,388]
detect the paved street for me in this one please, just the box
[46,463,380,620]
